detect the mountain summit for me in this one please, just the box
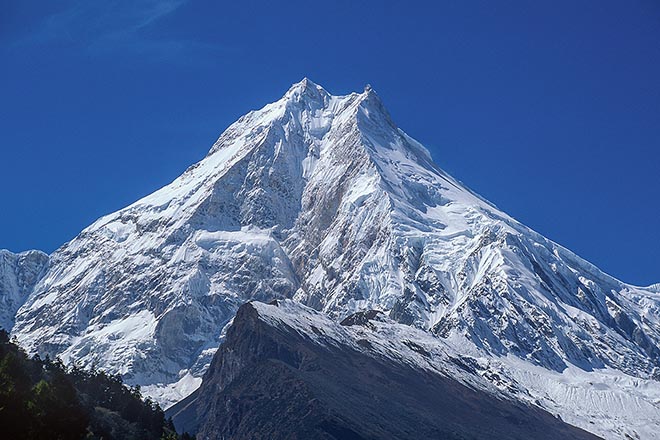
[10,80,660,437]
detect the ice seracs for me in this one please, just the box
[9,79,660,438]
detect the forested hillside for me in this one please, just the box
[0,329,192,440]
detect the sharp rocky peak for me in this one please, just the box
[266,78,392,136]
[283,77,329,102]
[205,78,392,158]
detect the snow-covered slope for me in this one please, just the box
[11,80,660,436]
[0,249,48,331]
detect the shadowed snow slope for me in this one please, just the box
[9,80,660,438]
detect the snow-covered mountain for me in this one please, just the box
[0,249,48,331]
[9,79,660,438]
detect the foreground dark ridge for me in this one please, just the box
[168,301,601,440]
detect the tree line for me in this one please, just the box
[0,328,193,440]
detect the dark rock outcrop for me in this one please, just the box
[168,301,601,440]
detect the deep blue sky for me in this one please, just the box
[1,0,658,285]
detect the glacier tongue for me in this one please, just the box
[10,78,660,427]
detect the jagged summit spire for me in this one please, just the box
[282,78,387,112]
[288,77,319,91]
[207,78,389,157]
[284,77,329,102]
[285,78,380,97]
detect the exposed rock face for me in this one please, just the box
[0,249,48,331]
[9,79,660,421]
[168,300,601,440]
